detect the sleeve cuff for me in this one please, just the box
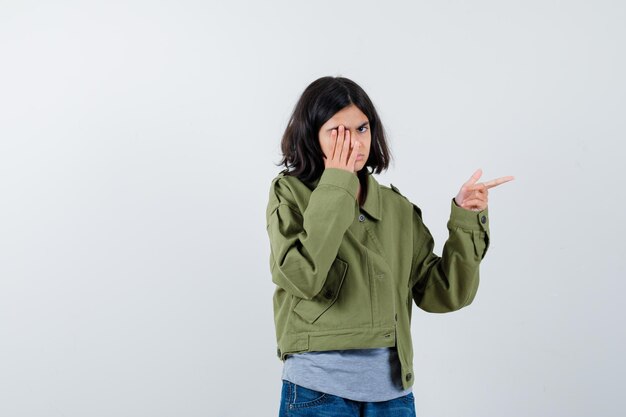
[448,198,489,232]
[316,168,359,199]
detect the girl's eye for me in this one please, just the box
[357,125,369,133]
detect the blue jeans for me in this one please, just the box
[279,380,416,417]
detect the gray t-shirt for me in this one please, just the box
[282,346,412,402]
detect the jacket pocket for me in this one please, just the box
[293,257,348,324]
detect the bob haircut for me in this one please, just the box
[279,76,391,184]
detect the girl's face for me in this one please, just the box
[318,104,371,172]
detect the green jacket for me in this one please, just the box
[266,168,490,390]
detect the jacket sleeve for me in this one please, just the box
[266,168,359,300]
[410,198,490,313]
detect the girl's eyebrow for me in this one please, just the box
[325,121,370,132]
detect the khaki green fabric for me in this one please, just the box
[266,168,490,390]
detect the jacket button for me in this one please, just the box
[406,373,412,381]
[481,215,487,224]
[323,290,333,299]
[358,214,365,222]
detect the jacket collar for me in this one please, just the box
[362,173,382,221]
[310,172,382,221]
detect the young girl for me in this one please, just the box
[266,76,513,416]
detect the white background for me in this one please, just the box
[1,1,624,416]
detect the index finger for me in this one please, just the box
[463,168,483,187]
[483,175,515,189]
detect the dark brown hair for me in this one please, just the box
[278,76,392,184]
